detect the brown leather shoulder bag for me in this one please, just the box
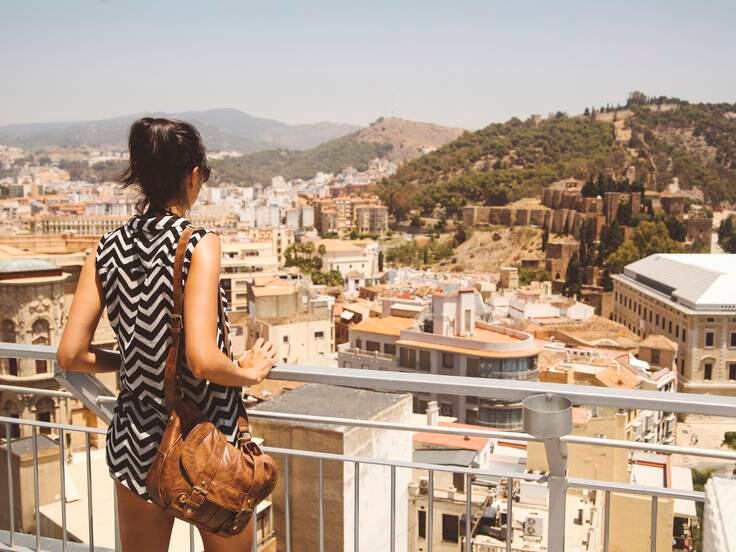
[145,226,278,537]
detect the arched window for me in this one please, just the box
[35,397,55,435]
[32,319,51,374]
[1,400,21,438]
[2,320,18,376]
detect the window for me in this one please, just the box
[651,350,660,365]
[668,321,673,334]
[730,364,736,381]
[37,410,52,435]
[656,314,660,326]
[35,359,47,374]
[441,514,459,543]
[400,348,416,369]
[705,331,715,348]
[440,402,454,416]
[682,329,687,342]
[465,408,479,423]
[414,397,429,413]
[356,338,362,350]
[680,358,685,376]
[730,332,736,348]
[384,343,396,356]
[418,510,426,539]
[282,335,289,343]
[442,353,454,370]
[366,341,380,352]
[453,472,466,492]
[419,350,431,371]
[314,331,325,339]
[704,363,713,381]
[466,358,480,378]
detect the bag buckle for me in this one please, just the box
[231,499,255,533]
[170,314,182,332]
[184,484,208,510]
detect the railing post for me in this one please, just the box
[522,394,573,552]
[5,421,15,549]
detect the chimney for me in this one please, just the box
[426,401,439,426]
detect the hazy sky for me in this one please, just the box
[2,0,735,129]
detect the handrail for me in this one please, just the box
[3,341,734,417]
[0,415,707,504]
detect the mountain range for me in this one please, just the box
[212,117,465,184]
[0,108,361,152]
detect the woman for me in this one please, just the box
[57,117,279,552]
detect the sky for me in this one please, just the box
[1,0,735,130]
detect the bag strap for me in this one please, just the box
[164,226,194,413]
[163,226,253,439]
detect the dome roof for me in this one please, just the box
[0,258,58,273]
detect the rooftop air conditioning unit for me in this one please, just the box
[524,515,545,538]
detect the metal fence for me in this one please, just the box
[2,342,735,552]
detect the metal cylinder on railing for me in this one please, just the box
[522,393,573,552]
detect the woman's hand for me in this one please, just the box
[237,338,279,385]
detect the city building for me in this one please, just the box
[339,288,541,429]
[244,278,334,363]
[250,383,414,552]
[613,254,736,395]
[703,476,736,552]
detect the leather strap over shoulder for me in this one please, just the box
[164,226,194,413]
[163,225,252,438]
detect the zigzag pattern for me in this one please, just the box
[98,211,241,501]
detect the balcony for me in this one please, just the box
[1,342,735,551]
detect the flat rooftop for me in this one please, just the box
[620,253,736,311]
[251,382,410,431]
[352,315,417,337]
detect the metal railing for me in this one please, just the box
[2,342,735,552]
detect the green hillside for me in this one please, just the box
[378,96,736,219]
[212,132,392,184]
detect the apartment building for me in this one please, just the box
[313,238,381,286]
[339,289,541,429]
[250,383,413,552]
[612,254,736,395]
[219,239,281,312]
[244,278,333,363]
[313,195,389,235]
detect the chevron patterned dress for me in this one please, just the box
[96,208,242,500]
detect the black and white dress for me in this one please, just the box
[95,208,242,501]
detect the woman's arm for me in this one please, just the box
[184,232,278,386]
[57,243,120,373]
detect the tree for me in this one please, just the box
[722,431,736,450]
[600,268,613,291]
[378,250,384,272]
[562,254,581,297]
[409,213,422,228]
[605,240,639,274]
[598,221,624,263]
[633,220,683,257]
[665,215,687,242]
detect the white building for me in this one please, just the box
[703,476,736,552]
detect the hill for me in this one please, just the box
[212,117,464,184]
[0,108,360,152]
[377,96,736,219]
[352,117,464,163]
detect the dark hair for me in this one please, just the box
[120,117,210,213]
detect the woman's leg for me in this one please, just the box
[115,481,176,552]
[199,514,255,552]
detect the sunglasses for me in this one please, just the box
[199,163,212,183]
